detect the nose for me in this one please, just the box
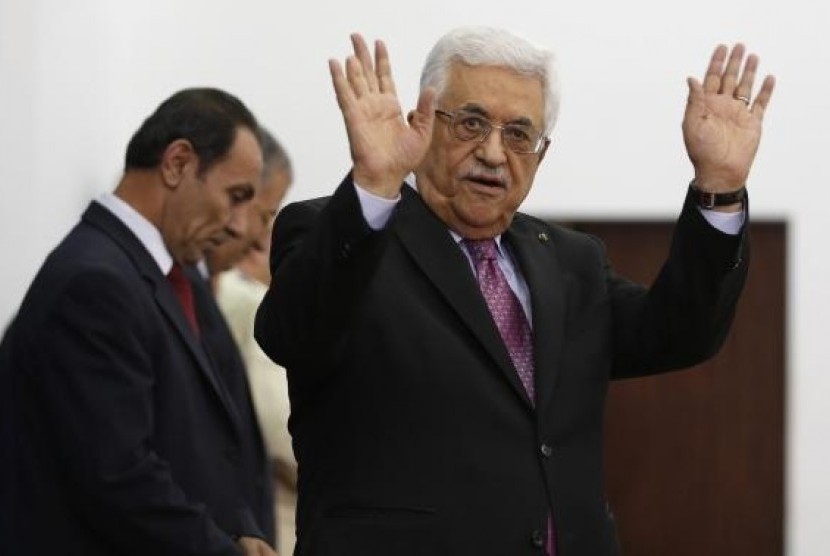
[225,204,249,240]
[475,128,508,166]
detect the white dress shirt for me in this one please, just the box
[95,193,173,275]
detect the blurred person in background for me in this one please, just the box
[203,127,297,556]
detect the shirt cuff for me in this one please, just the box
[353,181,400,230]
[698,207,745,235]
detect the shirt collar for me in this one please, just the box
[95,192,174,275]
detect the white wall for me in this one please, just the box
[1,0,827,552]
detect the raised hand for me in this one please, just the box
[682,43,775,192]
[329,34,436,198]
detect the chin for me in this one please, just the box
[180,250,202,266]
[452,217,509,239]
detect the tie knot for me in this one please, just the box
[167,262,186,285]
[464,238,499,262]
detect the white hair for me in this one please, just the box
[419,26,560,136]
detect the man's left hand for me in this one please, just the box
[682,43,775,192]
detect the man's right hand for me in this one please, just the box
[328,33,436,199]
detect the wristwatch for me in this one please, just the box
[690,181,746,209]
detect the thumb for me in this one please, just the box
[410,86,437,137]
[686,76,704,106]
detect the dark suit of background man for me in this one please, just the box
[0,88,277,555]
[254,27,776,556]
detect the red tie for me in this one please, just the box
[167,263,200,336]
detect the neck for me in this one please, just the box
[112,170,165,229]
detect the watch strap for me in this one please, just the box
[690,181,747,209]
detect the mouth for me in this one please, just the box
[463,174,508,190]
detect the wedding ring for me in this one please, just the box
[735,95,750,106]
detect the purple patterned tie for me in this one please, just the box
[465,238,535,401]
[466,239,555,555]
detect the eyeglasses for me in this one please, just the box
[435,109,547,154]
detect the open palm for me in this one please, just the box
[682,43,775,191]
[329,34,436,198]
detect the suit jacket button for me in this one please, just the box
[530,529,545,548]
[338,242,352,261]
[540,443,553,458]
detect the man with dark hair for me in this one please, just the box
[0,88,277,555]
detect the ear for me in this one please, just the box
[160,139,197,188]
[537,137,552,164]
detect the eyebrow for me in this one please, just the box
[456,103,536,128]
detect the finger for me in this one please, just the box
[376,40,397,96]
[351,33,378,92]
[686,76,705,106]
[345,55,370,98]
[702,44,728,94]
[329,59,355,110]
[750,74,776,118]
[719,43,746,95]
[734,53,758,102]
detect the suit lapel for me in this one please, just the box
[504,217,566,416]
[154,272,244,437]
[393,188,534,410]
[82,202,244,437]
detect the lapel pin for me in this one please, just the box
[537,232,549,243]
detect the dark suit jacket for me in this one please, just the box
[0,202,267,555]
[254,176,748,556]
[191,272,276,546]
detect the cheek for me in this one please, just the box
[509,161,537,197]
[424,144,468,189]
[208,194,232,225]
[247,218,265,242]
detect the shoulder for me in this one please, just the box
[17,222,155,325]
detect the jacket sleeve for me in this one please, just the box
[255,174,388,376]
[609,187,749,379]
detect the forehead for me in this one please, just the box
[441,62,545,126]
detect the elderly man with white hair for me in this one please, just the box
[255,27,774,555]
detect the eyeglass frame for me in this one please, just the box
[434,109,549,155]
